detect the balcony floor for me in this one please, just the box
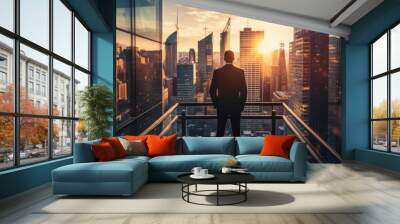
[1,162,400,224]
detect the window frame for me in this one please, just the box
[370,20,400,153]
[0,0,92,171]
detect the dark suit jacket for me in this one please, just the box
[209,64,247,112]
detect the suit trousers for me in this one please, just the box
[216,109,241,137]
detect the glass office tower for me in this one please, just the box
[115,0,162,135]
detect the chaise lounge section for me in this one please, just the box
[52,137,307,196]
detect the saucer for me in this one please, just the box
[190,174,215,179]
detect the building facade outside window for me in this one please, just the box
[0,0,91,170]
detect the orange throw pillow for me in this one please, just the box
[91,142,117,161]
[146,134,177,157]
[260,135,297,159]
[101,137,126,158]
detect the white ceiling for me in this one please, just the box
[176,0,384,38]
[226,0,352,23]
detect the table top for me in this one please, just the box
[177,172,255,185]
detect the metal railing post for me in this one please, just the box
[181,109,187,136]
[271,109,276,135]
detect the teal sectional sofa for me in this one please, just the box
[52,137,307,196]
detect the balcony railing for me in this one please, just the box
[139,102,342,163]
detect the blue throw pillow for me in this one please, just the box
[235,137,264,155]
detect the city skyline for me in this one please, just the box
[163,1,294,55]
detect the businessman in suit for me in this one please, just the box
[209,50,247,137]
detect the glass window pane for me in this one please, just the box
[53,0,72,60]
[0,116,14,170]
[391,120,400,153]
[116,30,132,126]
[53,59,72,117]
[20,117,49,165]
[0,0,14,31]
[116,0,131,31]
[135,0,161,41]
[20,0,49,49]
[74,69,89,118]
[20,44,49,115]
[372,76,387,119]
[135,36,161,115]
[391,24,400,70]
[391,72,400,118]
[372,121,388,151]
[0,35,14,112]
[53,119,72,157]
[75,120,88,143]
[372,33,387,76]
[74,18,89,70]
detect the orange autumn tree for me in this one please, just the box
[0,85,14,150]
[0,84,59,151]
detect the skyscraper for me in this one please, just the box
[189,48,196,63]
[164,31,177,107]
[165,31,177,79]
[176,63,196,102]
[220,18,231,66]
[197,33,213,98]
[270,49,279,95]
[289,28,329,140]
[277,43,288,92]
[240,27,264,112]
[271,43,288,95]
[328,36,342,153]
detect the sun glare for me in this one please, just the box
[257,41,267,54]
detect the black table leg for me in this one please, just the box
[187,184,190,202]
[245,183,247,201]
[195,184,198,192]
[216,184,219,206]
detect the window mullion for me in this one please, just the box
[388,30,391,152]
[49,0,54,160]
[14,0,20,167]
[71,10,76,155]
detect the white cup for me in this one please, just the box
[221,167,232,174]
[200,169,208,176]
[191,167,202,176]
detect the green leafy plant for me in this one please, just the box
[79,84,113,140]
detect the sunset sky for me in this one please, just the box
[163,0,294,54]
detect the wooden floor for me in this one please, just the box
[1,162,400,224]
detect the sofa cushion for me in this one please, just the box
[118,138,147,156]
[53,158,147,183]
[236,155,293,172]
[149,154,235,172]
[235,137,264,155]
[260,135,297,159]
[91,142,118,161]
[182,137,235,155]
[147,134,177,157]
[101,137,127,158]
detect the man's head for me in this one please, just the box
[224,50,235,63]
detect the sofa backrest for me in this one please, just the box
[73,139,100,163]
[181,137,235,155]
[235,137,264,155]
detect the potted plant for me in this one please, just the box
[79,84,113,140]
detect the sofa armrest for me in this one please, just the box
[73,140,99,163]
[289,141,307,181]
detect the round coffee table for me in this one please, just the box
[177,173,255,206]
